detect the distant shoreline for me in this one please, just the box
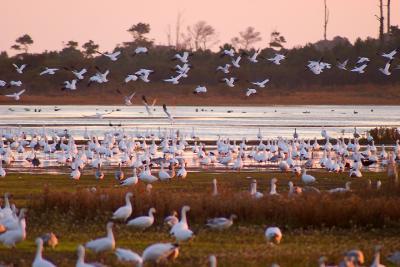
[1,84,399,106]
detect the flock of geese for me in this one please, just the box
[1,46,400,108]
[0,125,399,265]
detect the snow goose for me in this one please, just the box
[170,205,190,235]
[5,89,25,101]
[328,182,351,193]
[176,163,187,179]
[269,178,279,195]
[381,48,397,60]
[114,163,124,181]
[220,48,235,57]
[39,67,59,76]
[247,49,261,63]
[158,164,171,181]
[94,163,104,180]
[301,169,316,184]
[216,64,231,74]
[193,85,207,94]
[127,208,156,230]
[172,51,192,63]
[8,80,22,87]
[32,238,56,267]
[164,211,179,227]
[163,104,173,122]
[114,247,143,265]
[0,161,6,177]
[135,69,154,83]
[96,50,121,61]
[142,243,179,264]
[13,63,27,74]
[112,192,133,221]
[120,168,138,186]
[250,179,264,199]
[220,77,238,87]
[62,79,77,91]
[267,53,285,65]
[124,91,136,105]
[231,56,241,68]
[288,181,302,196]
[209,255,217,267]
[206,214,237,230]
[71,68,87,80]
[336,59,349,70]
[265,227,282,244]
[370,245,385,267]
[133,46,148,55]
[351,63,368,74]
[139,164,158,184]
[345,249,365,266]
[0,208,26,247]
[85,222,115,253]
[379,59,393,76]
[246,88,257,97]
[251,79,270,88]
[76,245,102,267]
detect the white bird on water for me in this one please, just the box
[5,89,26,101]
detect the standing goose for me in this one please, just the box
[206,214,237,230]
[265,227,282,245]
[269,178,279,195]
[328,182,351,193]
[301,169,316,184]
[120,168,138,186]
[142,243,179,264]
[127,208,156,230]
[114,247,143,265]
[158,164,171,181]
[0,208,26,247]
[370,245,385,267]
[95,163,104,180]
[32,238,56,267]
[85,222,115,253]
[209,255,217,267]
[76,245,102,267]
[112,192,133,221]
[164,211,179,227]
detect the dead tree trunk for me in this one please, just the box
[323,0,329,40]
[387,0,391,33]
[376,0,384,43]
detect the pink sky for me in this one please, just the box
[1,0,399,54]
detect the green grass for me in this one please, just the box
[0,171,399,266]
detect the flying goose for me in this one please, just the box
[194,85,207,94]
[5,89,26,101]
[62,79,77,91]
[379,59,393,76]
[336,59,349,70]
[124,74,138,83]
[381,48,397,60]
[13,63,27,74]
[172,51,192,63]
[267,53,286,65]
[246,88,257,97]
[124,91,136,105]
[220,77,238,87]
[39,67,59,76]
[96,50,121,61]
[216,64,231,74]
[251,79,270,88]
[133,46,148,55]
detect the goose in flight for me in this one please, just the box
[5,89,25,101]
[62,79,77,91]
[251,79,270,88]
[220,77,238,87]
[133,46,148,55]
[96,50,121,61]
[378,59,393,76]
[172,51,192,63]
[267,53,286,65]
[163,104,173,122]
[124,91,136,105]
[248,49,261,63]
[13,63,27,74]
[220,48,235,57]
[142,95,156,115]
[124,74,138,83]
[194,85,207,94]
[336,59,349,70]
[0,80,7,87]
[246,88,257,97]
[173,63,191,73]
[39,67,59,76]
[64,67,87,80]
[351,63,368,74]
[381,48,398,60]
[163,73,184,84]
[8,80,22,87]
[135,69,154,83]
[216,64,231,74]
[231,55,241,68]
[356,57,370,65]
[88,68,110,86]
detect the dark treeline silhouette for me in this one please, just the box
[0,24,400,104]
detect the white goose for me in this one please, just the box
[120,168,138,186]
[265,227,282,244]
[328,182,351,193]
[301,169,316,184]
[164,211,179,227]
[127,208,156,230]
[158,164,171,181]
[139,165,158,184]
[39,67,59,76]
[269,178,279,195]
[32,238,56,267]
[112,192,133,221]
[0,208,26,247]
[76,245,101,267]
[13,63,27,74]
[251,79,270,88]
[5,89,26,101]
[114,248,143,265]
[85,222,115,253]
[212,178,218,196]
[206,214,237,230]
[142,243,179,264]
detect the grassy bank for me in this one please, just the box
[0,171,399,266]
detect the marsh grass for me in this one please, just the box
[0,171,399,266]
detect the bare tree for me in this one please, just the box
[231,27,262,50]
[166,25,172,46]
[387,0,391,33]
[175,11,184,49]
[185,21,218,50]
[323,0,329,40]
[376,0,384,43]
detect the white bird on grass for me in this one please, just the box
[85,222,115,253]
[206,214,237,230]
[265,227,282,245]
[127,207,156,230]
[114,247,143,265]
[32,238,56,267]
[112,192,133,221]
[142,243,179,264]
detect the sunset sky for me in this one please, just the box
[1,0,399,54]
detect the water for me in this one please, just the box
[1,105,399,140]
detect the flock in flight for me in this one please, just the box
[1,46,400,112]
